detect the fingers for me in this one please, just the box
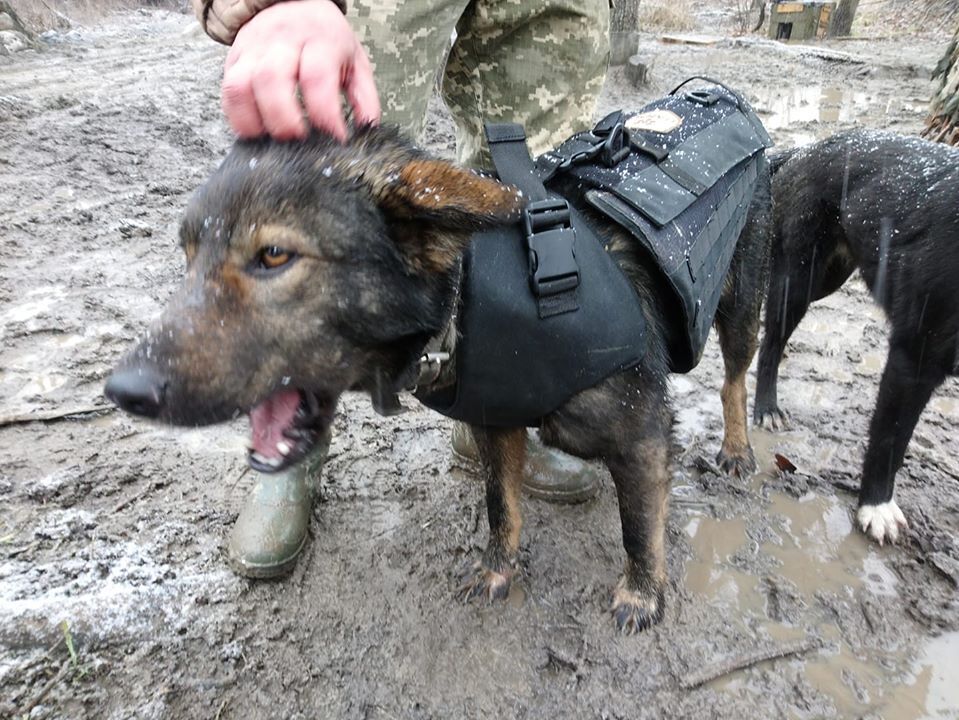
[299,41,350,141]
[344,45,381,127]
[250,43,308,140]
[222,52,266,138]
[219,0,382,141]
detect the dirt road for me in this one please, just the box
[1,10,957,719]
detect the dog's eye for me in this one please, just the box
[256,246,295,271]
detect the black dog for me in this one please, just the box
[105,123,772,633]
[755,129,959,544]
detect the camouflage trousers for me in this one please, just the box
[348,0,610,167]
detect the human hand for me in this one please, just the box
[222,0,380,141]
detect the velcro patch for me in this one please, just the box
[626,110,683,134]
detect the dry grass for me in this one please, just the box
[12,0,183,33]
[639,0,697,33]
[855,0,958,37]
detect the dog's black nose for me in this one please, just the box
[104,367,167,418]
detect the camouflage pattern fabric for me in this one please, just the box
[193,0,347,45]
[349,0,610,167]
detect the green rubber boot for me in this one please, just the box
[228,431,331,579]
[450,422,599,504]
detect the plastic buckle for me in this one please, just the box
[599,122,630,167]
[523,199,579,297]
[685,89,720,106]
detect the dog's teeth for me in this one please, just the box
[277,441,291,456]
[251,451,283,468]
[284,427,310,442]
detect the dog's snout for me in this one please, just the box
[104,366,167,419]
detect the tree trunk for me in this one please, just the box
[610,0,641,66]
[0,0,39,46]
[922,28,959,146]
[827,0,860,38]
[751,0,767,33]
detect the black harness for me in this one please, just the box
[417,81,771,427]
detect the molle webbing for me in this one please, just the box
[541,83,772,371]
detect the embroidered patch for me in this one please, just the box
[626,110,683,134]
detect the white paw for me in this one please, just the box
[857,501,908,546]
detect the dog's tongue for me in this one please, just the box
[249,389,300,459]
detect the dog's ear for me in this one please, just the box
[379,159,525,228]
[374,158,526,272]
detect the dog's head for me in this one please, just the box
[105,126,523,472]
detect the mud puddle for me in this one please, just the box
[750,85,929,146]
[754,84,927,129]
[671,356,958,720]
[681,438,957,719]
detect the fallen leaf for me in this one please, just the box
[775,453,797,473]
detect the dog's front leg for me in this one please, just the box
[606,437,670,634]
[458,425,526,603]
[857,339,946,544]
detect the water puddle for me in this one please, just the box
[148,424,249,455]
[683,516,764,617]
[884,631,959,719]
[929,396,958,417]
[856,351,886,376]
[9,372,71,399]
[750,86,926,145]
[0,285,67,328]
[682,485,957,718]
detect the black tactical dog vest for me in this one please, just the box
[418,79,771,426]
[540,79,772,371]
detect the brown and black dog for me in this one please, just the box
[105,125,771,633]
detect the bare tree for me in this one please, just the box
[733,0,766,34]
[922,27,959,145]
[610,0,640,65]
[0,0,39,46]
[751,0,767,32]
[827,0,860,37]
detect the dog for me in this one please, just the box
[105,124,772,633]
[754,129,959,545]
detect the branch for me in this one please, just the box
[680,637,820,689]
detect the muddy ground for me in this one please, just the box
[1,8,958,720]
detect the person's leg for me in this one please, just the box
[351,0,471,137]
[444,0,610,501]
[442,0,610,167]
[228,429,330,578]
[229,0,467,578]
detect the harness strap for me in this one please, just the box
[485,123,580,318]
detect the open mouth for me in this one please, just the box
[247,388,334,473]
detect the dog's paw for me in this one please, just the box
[457,561,514,604]
[857,501,908,546]
[715,445,757,479]
[610,580,665,635]
[754,406,789,432]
